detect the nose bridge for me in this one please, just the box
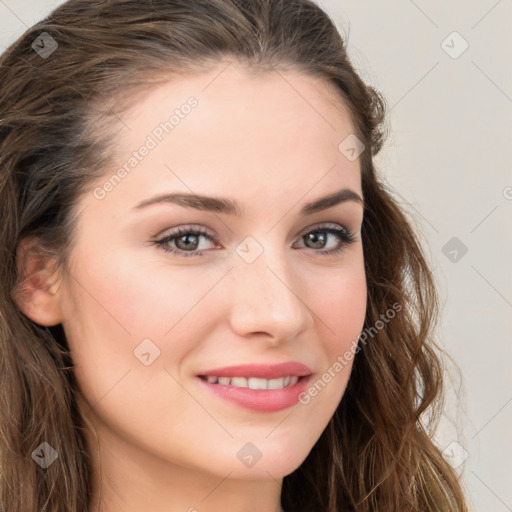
[228,241,311,339]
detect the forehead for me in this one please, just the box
[85,62,362,215]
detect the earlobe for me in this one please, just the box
[13,237,64,327]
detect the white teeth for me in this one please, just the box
[267,377,284,389]
[230,377,247,387]
[248,377,267,390]
[202,375,300,389]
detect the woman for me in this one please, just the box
[0,0,469,510]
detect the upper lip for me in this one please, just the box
[197,362,313,380]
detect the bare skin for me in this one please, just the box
[18,61,367,512]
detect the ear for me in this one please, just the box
[14,237,64,327]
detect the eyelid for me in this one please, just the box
[298,221,347,234]
[154,224,217,240]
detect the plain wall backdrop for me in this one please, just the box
[1,1,511,510]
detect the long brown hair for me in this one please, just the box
[0,0,468,510]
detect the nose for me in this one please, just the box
[228,247,313,343]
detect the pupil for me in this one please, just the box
[177,234,198,250]
[307,232,326,249]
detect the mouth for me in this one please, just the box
[197,374,308,389]
[195,372,313,412]
[194,362,313,411]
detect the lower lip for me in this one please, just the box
[195,375,313,412]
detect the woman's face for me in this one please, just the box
[57,62,367,500]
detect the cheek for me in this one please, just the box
[304,250,367,351]
[296,252,367,411]
[58,246,227,399]
[58,254,213,456]
[63,241,217,339]
[326,270,367,350]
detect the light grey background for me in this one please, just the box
[1,1,511,510]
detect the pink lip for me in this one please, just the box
[196,374,313,412]
[197,362,312,379]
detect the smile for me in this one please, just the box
[198,375,300,389]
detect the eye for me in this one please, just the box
[153,224,357,258]
[154,226,218,258]
[294,224,357,256]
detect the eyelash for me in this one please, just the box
[153,224,357,258]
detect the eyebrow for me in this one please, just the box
[132,187,363,216]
